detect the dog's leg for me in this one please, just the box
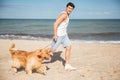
[25,64,32,74]
[25,67,32,74]
[11,67,17,73]
[25,69,32,74]
[11,58,20,73]
[36,64,47,75]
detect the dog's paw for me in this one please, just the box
[25,70,32,75]
[43,72,47,75]
[12,68,17,73]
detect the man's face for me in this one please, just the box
[66,5,74,15]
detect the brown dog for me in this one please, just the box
[9,43,52,75]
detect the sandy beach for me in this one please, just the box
[0,39,120,80]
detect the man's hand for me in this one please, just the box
[53,35,58,42]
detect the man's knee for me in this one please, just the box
[66,45,71,51]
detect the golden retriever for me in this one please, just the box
[9,43,52,75]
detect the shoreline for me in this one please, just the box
[0,39,120,80]
[0,32,120,42]
[0,38,120,44]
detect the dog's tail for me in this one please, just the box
[9,42,17,55]
[9,43,15,50]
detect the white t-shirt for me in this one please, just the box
[57,11,69,36]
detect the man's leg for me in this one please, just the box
[65,45,76,70]
[64,45,76,70]
[65,45,71,64]
[51,36,63,51]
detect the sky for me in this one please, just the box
[0,0,120,19]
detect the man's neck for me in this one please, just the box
[65,10,69,16]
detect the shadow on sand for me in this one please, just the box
[44,51,65,66]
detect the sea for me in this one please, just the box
[0,19,120,43]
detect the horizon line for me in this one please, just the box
[0,18,120,20]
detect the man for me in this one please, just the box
[51,2,76,70]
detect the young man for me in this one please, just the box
[51,2,76,70]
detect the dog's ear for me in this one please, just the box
[37,55,42,58]
[39,49,42,52]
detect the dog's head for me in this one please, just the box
[36,49,52,60]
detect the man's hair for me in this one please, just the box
[66,2,75,9]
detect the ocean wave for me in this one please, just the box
[72,40,120,44]
[0,34,52,41]
[69,32,120,41]
[0,34,120,44]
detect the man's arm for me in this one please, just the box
[53,13,67,41]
